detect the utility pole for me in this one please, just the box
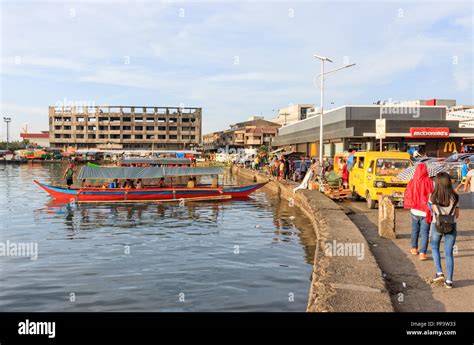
[3,117,11,150]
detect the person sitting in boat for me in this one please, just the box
[211,178,218,188]
[108,179,118,189]
[122,179,131,189]
[136,179,143,189]
[187,177,195,188]
[158,177,166,188]
[63,164,75,189]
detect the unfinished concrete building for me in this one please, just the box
[49,106,202,150]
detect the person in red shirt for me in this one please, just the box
[341,158,349,188]
[403,163,434,260]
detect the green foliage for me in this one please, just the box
[0,140,28,151]
[257,145,268,155]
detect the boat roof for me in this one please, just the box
[77,166,223,180]
[120,158,191,165]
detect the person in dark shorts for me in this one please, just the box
[63,163,75,189]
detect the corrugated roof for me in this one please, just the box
[78,166,223,180]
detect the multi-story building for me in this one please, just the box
[203,117,280,151]
[270,104,314,126]
[49,105,202,150]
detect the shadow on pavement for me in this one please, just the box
[347,203,446,312]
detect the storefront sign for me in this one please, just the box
[376,119,386,139]
[409,127,450,138]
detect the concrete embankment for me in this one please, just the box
[233,166,393,312]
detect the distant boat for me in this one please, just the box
[34,166,266,203]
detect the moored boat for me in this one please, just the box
[34,166,266,203]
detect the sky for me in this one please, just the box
[0,0,473,140]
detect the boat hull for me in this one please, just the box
[34,180,266,203]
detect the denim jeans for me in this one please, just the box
[410,215,431,253]
[431,223,457,282]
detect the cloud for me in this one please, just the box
[0,1,472,135]
[207,72,298,82]
[78,67,161,89]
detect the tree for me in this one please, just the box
[0,140,28,151]
[257,145,268,155]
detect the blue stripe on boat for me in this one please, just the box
[127,191,172,195]
[222,184,261,193]
[80,191,126,195]
[43,184,78,195]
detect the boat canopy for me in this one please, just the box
[77,166,223,180]
[120,158,191,165]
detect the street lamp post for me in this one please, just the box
[313,55,332,167]
[313,54,356,169]
[3,117,11,150]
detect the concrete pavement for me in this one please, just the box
[345,194,474,312]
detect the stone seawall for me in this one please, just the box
[233,166,393,312]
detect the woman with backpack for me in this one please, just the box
[430,172,460,289]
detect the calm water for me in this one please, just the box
[0,163,316,311]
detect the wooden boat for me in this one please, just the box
[34,166,266,203]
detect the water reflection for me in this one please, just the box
[1,164,316,311]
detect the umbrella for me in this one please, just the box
[397,163,446,181]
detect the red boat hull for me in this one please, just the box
[34,180,267,203]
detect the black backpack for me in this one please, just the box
[434,203,457,234]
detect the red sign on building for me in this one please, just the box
[409,127,450,138]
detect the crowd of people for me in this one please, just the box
[245,153,338,183]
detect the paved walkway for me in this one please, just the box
[345,193,474,312]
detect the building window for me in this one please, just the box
[169,126,177,131]
[158,135,166,140]
[122,135,131,139]
[146,126,154,131]
[169,135,177,139]
[135,135,143,139]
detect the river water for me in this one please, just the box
[0,163,316,311]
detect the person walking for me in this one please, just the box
[279,158,285,181]
[430,172,460,289]
[341,158,349,188]
[455,158,470,192]
[284,156,290,180]
[403,163,434,260]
